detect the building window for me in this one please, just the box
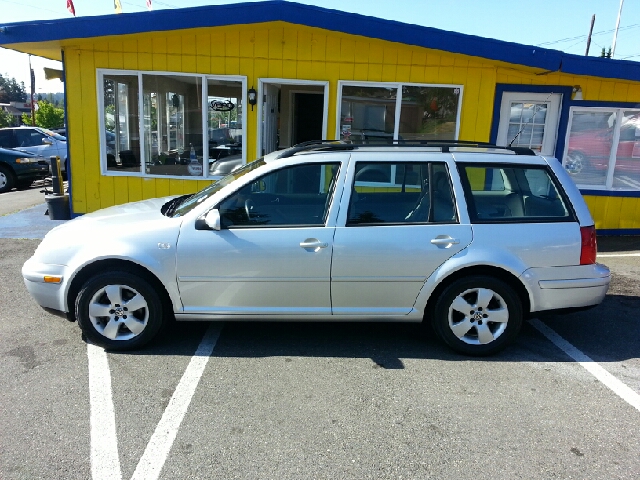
[98,70,246,179]
[563,107,640,191]
[338,82,462,144]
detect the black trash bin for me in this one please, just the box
[45,194,70,220]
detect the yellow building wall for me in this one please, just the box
[60,21,640,225]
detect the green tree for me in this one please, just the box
[21,100,65,129]
[0,74,28,103]
[0,108,14,127]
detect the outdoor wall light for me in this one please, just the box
[572,85,583,101]
[248,87,257,111]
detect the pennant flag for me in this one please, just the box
[66,0,76,16]
[146,0,152,10]
[114,0,122,14]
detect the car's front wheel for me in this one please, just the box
[432,276,523,356]
[76,271,165,350]
[0,165,16,193]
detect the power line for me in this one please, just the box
[538,23,640,47]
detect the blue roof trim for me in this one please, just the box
[580,189,640,198]
[596,228,640,236]
[1,1,640,82]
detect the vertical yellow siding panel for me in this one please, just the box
[438,66,454,84]
[325,36,340,63]
[297,31,313,61]
[226,31,240,58]
[409,64,425,83]
[152,52,167,71]
[169,180,185,196]
[339,63,354,80]
[225,57,240,75]
[368,42,383,64]
[584,77,601,101]
[327,80,337,140]
[603,196,623,229]
[152,37,167,54]
[113,178,129,205]
[239,32,254,59]
[167,35,182,55]
[395,65,410,82]
[196,33,210,57]
[210,56,225,75]
[439,54,454,66]
[397,47,412,66]
[412,50,427,66]
[167,55,181,72]
[138,38,153,71]
[381,64,396,82]
[424,66,439,83]
[254,58,269,80]
[340,38,355,63]
[155,179,171,198]
[312,62,326,79]
[383,47,398,66]
[612,82,629,102]
[311,33,328,62]
[477,67,497,141]
[197,55,211,74]
[268,59,283,77]
[123,52,138,70]
[354,40,369,63]
[269,28,284,59]
[108,41,124,70]
[598,81,615,101]
[141,178,156,200]
[254,29,269,58]
[94,49,109,71]
[182,34,197,56]
[126,177,141,203]
[452,67,466,86]
[211,32,225,57]
[282,60,297,78]
[182,56,197,73]
[626,84,640,101]
[353,63,368,81]
[282,28,297,60]
[297,61,313,79]
[618,198,639,229]
[325,63,340,83]
[368,63,382,82]
[460,69,482,141]
[65,49,86,213]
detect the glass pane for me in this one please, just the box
[612,111,640,190]
[142,74,203,177]
[340,86,396,143]
[461,165,570,221]
[218,163,340,227]
[563,111,614,186]
[207,79,243,176]
[103,75,140,173]
[507,102,548,151]
[398,86,461,141]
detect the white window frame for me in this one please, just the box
[97,69,247,179]
[562,106,640,191]
[336,81,463,142]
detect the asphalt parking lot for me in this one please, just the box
[1,187,639,479]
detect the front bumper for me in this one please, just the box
[22,258,69,313]
[521,263,610,313]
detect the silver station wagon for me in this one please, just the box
[23,141,610,355]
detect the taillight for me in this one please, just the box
[580,225,597,265]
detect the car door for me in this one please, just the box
[13,128,48,157]
[331,154,473,316]
[175,160,343,316]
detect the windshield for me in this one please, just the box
[170,159,266,217]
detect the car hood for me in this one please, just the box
[75,196,176,224]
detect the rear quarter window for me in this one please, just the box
[458,163,575,223]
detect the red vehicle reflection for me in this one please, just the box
[566,117,640,174]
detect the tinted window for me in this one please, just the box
[459,164,572,222]
[0,130,16,148]
[218,163,340,227]
[15,129,45,147]
[347,162,456,225]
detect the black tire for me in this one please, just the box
[0,165,16,193]
[75,271,165,350]
[431,275,523,356]
[16,179,34,190]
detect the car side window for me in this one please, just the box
[459,164,573,222]
[15,129,45,147]
[347,162,457,225]
[0,130,17,148]
[217,162,340,228]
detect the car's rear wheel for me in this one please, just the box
[0,165,16,193]
[432,276,523,356]
[76,271,165,350]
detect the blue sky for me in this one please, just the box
[1,0,638,95]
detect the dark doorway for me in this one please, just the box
[293,93,324,145]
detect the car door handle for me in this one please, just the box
[300,238,329,251]
[430,235,460,247]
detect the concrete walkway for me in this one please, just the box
[0,203,67,239]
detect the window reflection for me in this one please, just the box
[103,75,140,172]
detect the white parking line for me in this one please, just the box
[88,343,122,480]
[530,319,640,412]
[131,324,222,480]
[88,324,222,480]
[597,253,640,258]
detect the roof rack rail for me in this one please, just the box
[275,139,536,158]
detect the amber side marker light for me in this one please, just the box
[580,225,597,265]
[44,276,62,283]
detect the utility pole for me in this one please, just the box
[585,14,596,56]
[611,0,624,58]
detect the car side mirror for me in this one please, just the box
[204,209,221,231]
[42,138,53,145]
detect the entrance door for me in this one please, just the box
[293,93,324,144]
[496,92,561,155]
